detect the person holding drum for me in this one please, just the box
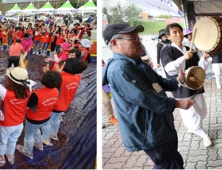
[160,23,212,147]
[183,29,204,59]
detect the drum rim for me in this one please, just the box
[194,16,222,53]
[185,66,206,90]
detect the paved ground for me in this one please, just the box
[102,64,222,169]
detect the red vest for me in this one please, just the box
[53,72,81,111]
[43,32,51,43]
[50,51,69,70]
[34,30,41,41]
[0,90,30,126]
[81,48,88,61]
[56,34,64,46]
[27,88,59,121]
[27,29,34,36]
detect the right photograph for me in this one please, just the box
[102,0,222,169]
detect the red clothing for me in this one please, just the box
[43,32,51,43]
[27,88,59,121]
[81,48,88,61]
[0,90,30,126]
[27,29,34,36]
[56,34,64,46]
[50,51,69,70]
[34,30,41,41]
[53,72,81,112]
[0,30,3,39]
[14,31,23,40]
[68,34,76,41]
[9,43,24,56]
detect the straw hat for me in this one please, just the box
[6,67,30,86]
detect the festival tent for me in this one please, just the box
[56,0,75,11]
[37,1,55,12]
[78,0,97,11]
[5,4,22,16]
[22,2,38,13]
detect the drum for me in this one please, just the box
[193,16,222,55]
[184,66,206,90]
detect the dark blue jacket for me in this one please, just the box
[102,52,179,151]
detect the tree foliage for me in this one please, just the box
[158,14,171,18]
[103,3,141,26]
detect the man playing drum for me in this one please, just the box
[160,23,212,147]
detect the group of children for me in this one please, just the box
[0,19,93,63]
[0,18,93,167]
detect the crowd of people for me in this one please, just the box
[0,14,96,167]
[102,22,216,169]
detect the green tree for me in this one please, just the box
[106,3,141,25]
[102,7,112,24]
[124,4,141,26]
[109,3,125,24]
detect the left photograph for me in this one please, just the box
[0,0,97,169]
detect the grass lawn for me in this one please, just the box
[139,21,184,35]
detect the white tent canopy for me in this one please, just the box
[22,2,38,14]
[38,2,55,12]
[78,0,97,11]
[56,0,75,11]
[5,3,22,16]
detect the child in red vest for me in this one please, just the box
[33,27,41,55]
[41,58,87,141]
[78,39,92,62]
[0,67,30,166]
[54,29,65,54]
[44,42,71,70]
[41,28,51,56]
[16,71,62,159]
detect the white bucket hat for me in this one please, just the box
[79,39,93,48]
[6,67,30,86]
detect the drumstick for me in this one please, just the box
[190,28,197,51]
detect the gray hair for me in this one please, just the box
[108,34,122,50]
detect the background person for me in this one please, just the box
[160,23,212,147]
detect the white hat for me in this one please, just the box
[79,39,92,48]
[6,67,30,86]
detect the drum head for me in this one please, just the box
[185,66,206,90]
[193,17,221,52]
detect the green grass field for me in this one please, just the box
[138,21,184,34]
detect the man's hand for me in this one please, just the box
[175,98,194,109]
[177,68,185,84]
[157,63,161,68]
[203,52,210,59]
[20,52,27,61]
[184,50,195,60]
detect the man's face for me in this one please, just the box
[168,26,183,44]
[114,31,142,60]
